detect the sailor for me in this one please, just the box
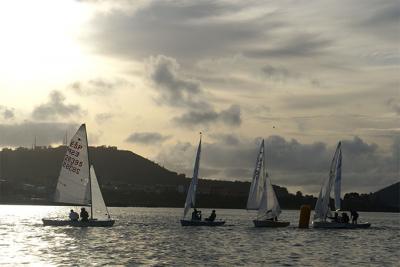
[341,212,350,223]
[350,210,359,224]
[328,212,340,223]
[80,207,89,222]
[205,210,216,222]
[191,208,201,221]
[69,209,79,221]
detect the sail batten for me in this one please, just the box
[183,135,202,219]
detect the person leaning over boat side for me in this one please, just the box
[350,210,359,224]
[80,207,89,222]
[69,209,79,221]
[205,210,216,222]
[191,208,201,221]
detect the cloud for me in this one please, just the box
[69,78,127,96]
[0,106,15,120]
[173,104,241,128]
[0,122,78,147]
[243,33,332,59]
[156,135,398,194]
[32,90,83,120]
[125,132,171,145]
[84,1,280,61]
[387,97,400,115]
[95,113,114,124]
[148,55,209,109]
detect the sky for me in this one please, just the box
[0,0,399,195]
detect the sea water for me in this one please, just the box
[0,206,399,266]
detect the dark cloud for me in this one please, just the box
[149,55,209,109]
[125,132,171,145]
[0,106,15,120]
[173,104,241,128]
[69,78,127,96]
[0,122,78,147]
[32,91,83,120]
[156,135,398,194]
[85,1,280,61]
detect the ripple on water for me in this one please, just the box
[0,206,399,266]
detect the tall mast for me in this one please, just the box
[83,123,93,220]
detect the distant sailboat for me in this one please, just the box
[312,142,370,229]
[247,139,289,227]
[42,124,114,227]
[180,133,225,226]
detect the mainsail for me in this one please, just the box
[247,140,265,210]
[314,142,342,221]
[183,135,202,219]
[247,140,281,220]
[54,124,90,205]
[90,165,111,220]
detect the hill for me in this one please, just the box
[0,146,397,212]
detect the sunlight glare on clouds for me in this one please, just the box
[0,0,93,98]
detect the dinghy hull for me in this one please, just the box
[42,219,115,227]
[253,220,290,227]
[312,221,370,229]
[180,219,225,226]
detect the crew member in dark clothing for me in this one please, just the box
[350,210,359,224]
[328,212,340,223]
[80,207,89,222]
[205,210,216,222]
[341,212,350,223]
[191,208,201,221]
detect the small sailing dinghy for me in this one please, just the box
[247,140,289,227]
[42,124,114,227]
[180,134,225,226]
[312,142,370,229]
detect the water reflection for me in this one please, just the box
[0,205,399,266]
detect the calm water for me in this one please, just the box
[0,206,399,266]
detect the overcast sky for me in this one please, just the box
[0,0,398,194]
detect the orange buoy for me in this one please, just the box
[298,205,311,228]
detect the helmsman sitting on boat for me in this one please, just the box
[80,208,89,222]
[205,210,216,222]
[69,210,79,221]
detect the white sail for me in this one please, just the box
[334,145,342,210]
[247,140,265,210]
[183,135,202,219]
[257,173,281,220]
[314,142,342,221]
[90,165,111,220]
[54,124,90,205]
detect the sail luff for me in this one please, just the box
[83,124,94,219]
[183,135,202,219]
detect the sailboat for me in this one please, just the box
[247,139,289,227]
[42,124,115,227]
[180,134,225,226]
[312,142,370,229]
